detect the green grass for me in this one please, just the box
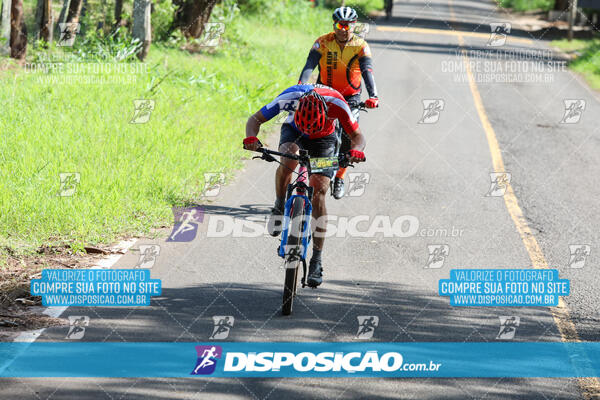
[0,4,332,255]
[551,38,600,89]
[496,0,555,11]
[343,0,385,17]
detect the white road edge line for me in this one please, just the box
[12,238,138,344]
[0,239,138,377]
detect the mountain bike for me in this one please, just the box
[251,147,355,315]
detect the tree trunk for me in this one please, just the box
[34,0,53,42]
[1,0,12,52]
[554,0,569,10]
[57,0,69,24]
[43,0,53,41]
[66,0,83,23]
[172,0,219,39]
[9,0,26,59]
[132,0,151,60]
[56,0,70,38]
[114,0,125,28]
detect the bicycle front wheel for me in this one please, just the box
[282,196,306,316]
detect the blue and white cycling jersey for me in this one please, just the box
[259,84,315,124]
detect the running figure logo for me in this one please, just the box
[354,23,370,39]
[57,23,80,46]
[560,99,586,124]
[426,245,449,269]
[487,23,511,47]
[59,173,80,197]
[276,100,297,124]
[210,316,234,339]
[136,244,161,268]
[485,172,511,197]
[130,100,155,124]
[568,245,590,269]
[419,99,444,124]
[346,172,371,197]
[356,316,379,339]
[200,23,225,47]
[496,316,520,340]
[203,173,226,197]
[66,316,89,339]
[191,345,222,375]
[167,206,204,242]
[283,245,304,266]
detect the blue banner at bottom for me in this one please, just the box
[1,342,599,378]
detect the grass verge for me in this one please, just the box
[552,38,600,89]
[0,3,331,257]
[323,0,384,18]
[496,0,555,12]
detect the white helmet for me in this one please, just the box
[332,7,358,23]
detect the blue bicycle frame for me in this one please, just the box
[278,193,312,260]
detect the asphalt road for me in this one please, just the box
[3,0,600,398]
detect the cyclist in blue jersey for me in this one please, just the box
[244,84,366,287]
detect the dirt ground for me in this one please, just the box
[0,244,122,338]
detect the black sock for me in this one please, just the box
[274,197,285,211]
[312,248,322,261]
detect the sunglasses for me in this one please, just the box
[334,22,355,31]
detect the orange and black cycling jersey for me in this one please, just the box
[298,32,378,99]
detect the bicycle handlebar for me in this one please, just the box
[252,147,362,169]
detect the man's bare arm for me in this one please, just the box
[347,126,366,151]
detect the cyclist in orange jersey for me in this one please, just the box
[298,6,379,199]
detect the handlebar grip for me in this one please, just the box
[338,153,351,168]
[243,137,262,150]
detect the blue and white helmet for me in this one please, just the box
[332,7,358,22]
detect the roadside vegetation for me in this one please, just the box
[552,37,600,89]
[341,0,384,16]
[496,0,555,11]
[0,0,339,258]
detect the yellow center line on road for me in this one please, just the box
[376,26,533,45]
[446,0,600,397]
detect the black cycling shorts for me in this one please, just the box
[278,123,337,179]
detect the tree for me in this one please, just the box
[132,0,151,60]
[10,0,26,59]
[66,0,83,23]
[114,0,125,29]
[0,0,12,52]
[554,0,569,11]
[56,0,69,39]
[172,0,219,39]
[34,0,53,43]
[55,0,82,44]
[57,0,69,26]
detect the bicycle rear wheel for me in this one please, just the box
[282,196,305,316]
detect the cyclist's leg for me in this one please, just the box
[269,124,301,237]
[310,172,331,251]
[276,124,301,203]
[303,133,337,286]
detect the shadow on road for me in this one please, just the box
[28,279,575,398]
[199,204,272,221]
[367,37,571,62]
[378,5,596,41]
[63,280,558,344]
[15,375,578,400]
